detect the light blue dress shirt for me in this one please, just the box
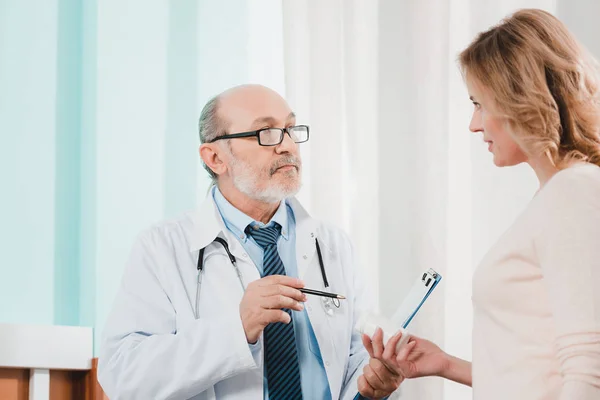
[213,187,332,400]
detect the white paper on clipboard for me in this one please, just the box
[391,268,442,329]
[355,268,442,351]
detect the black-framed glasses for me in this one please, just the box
[209,125,309,146]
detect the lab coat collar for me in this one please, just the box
[189,188,319,254]
[188,189,226,252]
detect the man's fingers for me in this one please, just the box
[360,363,401,399]
[262,309,291,325]
[259,275,305,288]
[371,327,385,358]
[370,357,399,380]
[373,388,394,399]
[362,334,375,358]
[363,364,385,388]
[262,284,307,302]
[262,295,304,311]
[357,375,375,398]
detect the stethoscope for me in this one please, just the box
[195,237,340,319]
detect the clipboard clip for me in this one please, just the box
[422,268,439,287]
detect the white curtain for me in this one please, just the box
[5,0,600,397]
[282,0,600,399]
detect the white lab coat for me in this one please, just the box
[98,194,373,400]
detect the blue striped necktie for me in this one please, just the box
[247,223,303,400]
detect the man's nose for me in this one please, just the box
[276,130,298,153]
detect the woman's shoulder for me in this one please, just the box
[543,163,600,194]
[536,162,600,213]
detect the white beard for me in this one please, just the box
[229,154,301,203]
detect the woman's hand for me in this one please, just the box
[362,328,473,386]
[362,328,450,379]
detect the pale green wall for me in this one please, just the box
[0,0,284,352]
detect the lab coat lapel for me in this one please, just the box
[288,197,319,279]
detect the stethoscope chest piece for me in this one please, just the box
[321,295,340,316]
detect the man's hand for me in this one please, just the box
[357,357,404,399]
[358,328,404,399]
[239,275,307,343]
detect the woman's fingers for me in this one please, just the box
[397,340,417,362]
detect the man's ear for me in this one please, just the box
[199,143,227,177]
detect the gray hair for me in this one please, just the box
[198,95,226,184]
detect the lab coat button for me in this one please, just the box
[325,361,331,367]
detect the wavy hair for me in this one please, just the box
[459,9,600,168]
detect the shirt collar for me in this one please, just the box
[213,187,291,242]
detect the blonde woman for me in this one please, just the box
[362,8,600,399]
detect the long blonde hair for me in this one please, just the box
[459,8,600,168]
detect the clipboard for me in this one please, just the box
[391,268,442,329]
[355,268,441,350]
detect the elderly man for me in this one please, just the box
[98,84,402,399]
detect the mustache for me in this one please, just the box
[269,156,301,175]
